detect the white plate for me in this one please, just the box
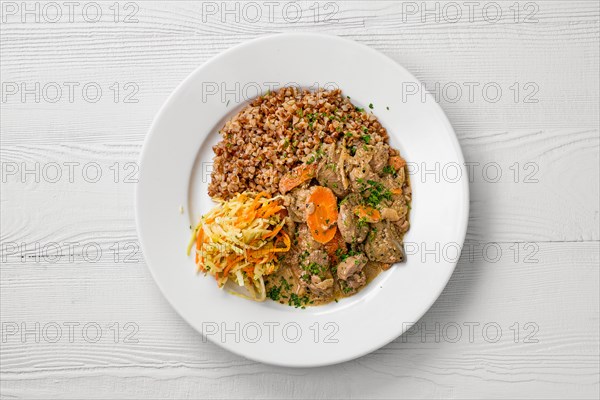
[136,33,469,367]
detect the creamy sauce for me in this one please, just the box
[265,259,384,308]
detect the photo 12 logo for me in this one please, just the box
[1,161,139,184]
[199,1,339,24]
[399,1,540,24]
[1,82,140,104]
[200,81,339,104]
[1,1,140,23]
[407,161,540,184]
[401,321,540,343]
[1,240,140,264]
[201,321,340,344]
[1,321,140,344]
[401,81,540,104]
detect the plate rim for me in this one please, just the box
[135,32,470,367]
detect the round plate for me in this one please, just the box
[136,33,469,367]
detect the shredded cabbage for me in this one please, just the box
[187,192,290,301]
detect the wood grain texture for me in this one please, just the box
[1,1,599,399]
[1,243,598,399]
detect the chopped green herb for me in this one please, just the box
[369,103,374,109]
[382,165,396,175]
[303,262,325,277]
[362,134,371,144]
[357,217,368,229]
[280,277,291,291]
[298,250,309,262]
[288,293,310,309]
[340,248,361,261]
[267,285,281,301]
[360,180,393,208]
[315,146,324,158]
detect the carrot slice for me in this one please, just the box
[279,163,317,194]
[389,156,406,170]
[324,229,347,263]
[354,205,381,223]
[305,186,338,244]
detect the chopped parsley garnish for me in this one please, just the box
[362,134,371,144]
[303,262,325,277]
[298,251,309,262]
[315,146,324,158]
[340,248,361,261]
[267,285,281,301]
[288,293,310,309]
[357,217,368,229]
[355,106,364,112]
[382,165,397,175]
[341,285,353,294]
[280,277,291,291]
[369,103,374,109]
[359,180,393,208]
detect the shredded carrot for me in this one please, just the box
[223,255,243,276]
[195,227,204,249]
[190,191,290,291]
[260,204,284,219]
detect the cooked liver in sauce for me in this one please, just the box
[266,141,411,307]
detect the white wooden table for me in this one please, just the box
[1,1,599,398]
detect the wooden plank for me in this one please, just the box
[1,1,599,398]
[1,2,598,146]
[0,242,598,399]
[1,133,598,244]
